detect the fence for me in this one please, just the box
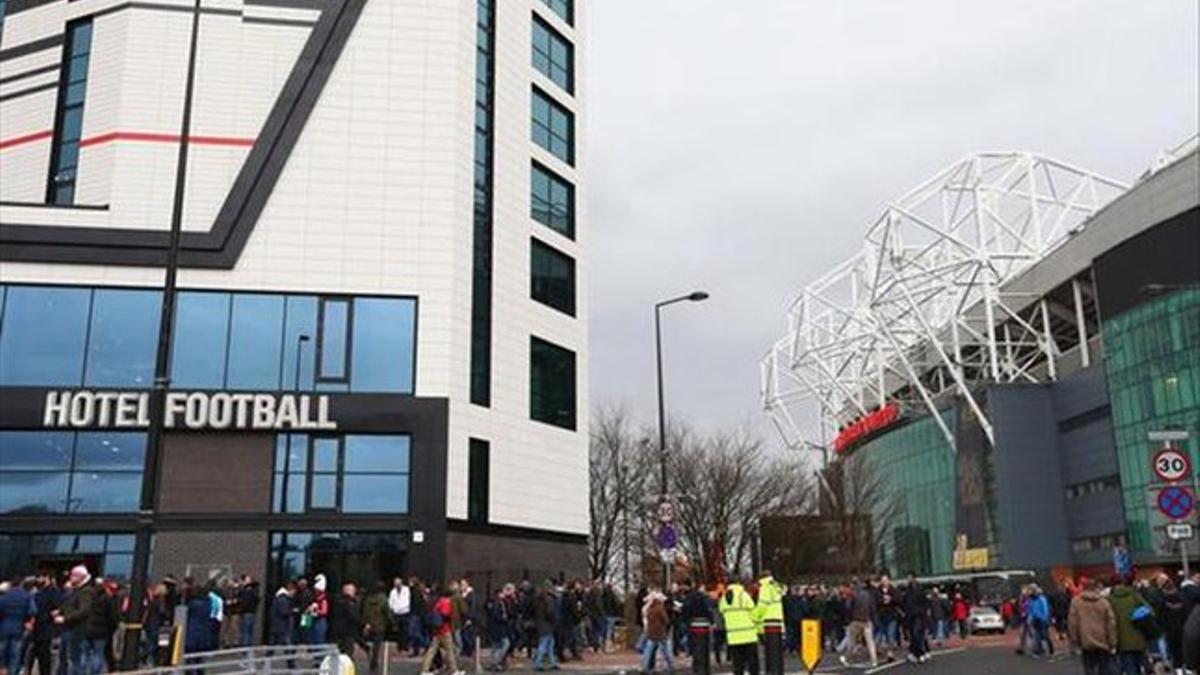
[123,644,349,674]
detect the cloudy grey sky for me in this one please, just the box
[581,0,1199,444]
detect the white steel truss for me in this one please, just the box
[762,152,1128,451]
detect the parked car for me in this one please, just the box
[968,605,1005,634]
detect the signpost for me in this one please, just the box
[1147,430,1195,576]
[800,619,822,674]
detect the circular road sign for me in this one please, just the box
[1153,447,1192,483]
[1156,486,1195,521]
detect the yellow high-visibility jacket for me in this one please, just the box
[754,576,785,631]
[718,583,759,646]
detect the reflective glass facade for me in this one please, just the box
[532,15,572,94]
[273,434,411,514]
[531,161,574,239]
[0,533,135,581]
[0,285,416,394]
[853,410,957,575]
[48,19,92,205]
[530,336,576,430]
[471,0,496,407]
[0,431,145,514]
[269,531,408,590]
[531,238,575,316]
[1103,288,1200,553]
[531,87,573,165]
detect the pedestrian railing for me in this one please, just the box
[123,644,348,674]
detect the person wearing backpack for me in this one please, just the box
[420,586,461,675]
[1107,575,1151,675]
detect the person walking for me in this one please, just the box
[329,582,364,659]
[308,575,330,646]
[362,581,393,673]
[839,580,878,668]
[1027,585,1054,657]
[485,584,515,671]
[531,583,557,672]
[754,571,786,675]
[903,575,931,664]
[1107,576,1150,675]
[717,578,759,675]
[680,580,714,675]
[389,577,411,655]
[268,582,296,648]
[54,566,109,675]
[0,578,35,675]
[1068,578,1117,675]
[235,575,260,648]
[421,586,462,675]
[30,574,63,675]
[640,590,673,674]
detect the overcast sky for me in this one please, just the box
[581,0,1199,446]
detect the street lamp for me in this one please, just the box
[653,290,708,583]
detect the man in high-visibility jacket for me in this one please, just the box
[718,578,760,675]
[754,571,785,675]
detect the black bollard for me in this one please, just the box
[689,624,711,675]
[762,624,784,675]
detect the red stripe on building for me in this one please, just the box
[1,129,255,151]
[0,129,53,150]
[79,131,255,147]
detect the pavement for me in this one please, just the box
[363,631,1080,675]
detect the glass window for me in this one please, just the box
[318,299,350,381]
[344,435,410,473]
[0,286,90,386]
[282,296,318,391]
[540,0,572,24]
[531,87,574,165]
[341,474,408,513]
[531,162,574,239]
[47,19,92,205]
[74,432,146,471]
[172,292,230,388]
[531,238,576,316]
[85,289,161,387]
[226,294,285,390]
[310,475,337,510]
[472,0,496,409]
[351,298,416,393]
[68,471,140,512]
[530,336,576,430]
[532,16,573,93]
[0,431,74,470]
[468,438,489,523]
[312,437,339,472]
[0,473,70,513]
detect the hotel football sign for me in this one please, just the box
[42,390,338,431]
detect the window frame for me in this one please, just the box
[531,86,574,165]
[532,13,573,94]
[529,335,577,430]
[530,160,575,239]
[467,438,490,523]
[316,296,353,384]
[46,18,94,206]
[530,237,576,317]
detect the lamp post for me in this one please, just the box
[120,0,201,669]
[653,290,708,585]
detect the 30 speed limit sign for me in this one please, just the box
[1153,447,1192,483]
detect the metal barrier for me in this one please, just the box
[124,644,349,674]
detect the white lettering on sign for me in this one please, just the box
[41,391,338,431]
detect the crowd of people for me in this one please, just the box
[2,564,1199,675]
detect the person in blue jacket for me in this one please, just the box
[0,578,36,675]
[1026,585,1054,657]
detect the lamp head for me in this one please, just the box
[687,291,710,302]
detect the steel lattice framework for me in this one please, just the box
[762,152,1128,452]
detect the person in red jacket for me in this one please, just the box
[951,593,970,639]
[420,586,462,675]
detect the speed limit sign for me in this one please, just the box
[1153,447,1192,483]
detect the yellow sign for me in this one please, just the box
[952,547,990,570]
[800,619,822,673]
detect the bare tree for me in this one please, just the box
[817,449,903,574]
[588,405,655,585]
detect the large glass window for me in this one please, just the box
[85,289,161,387]
[351,298,416,393]
[274,434,410,514]
[532,16,573,94]
[0,431,145,514]
[531,162,574,239]
[531,87,574,165]
[0,533,135,582]
[172,291,231,389]
[531,238,576,316]
[539,0,572,25]
[468,438,490,523]
[47,19,93,205]
[530,336,576,430]
[1,286,415,394]
[471,0,497,408]
[0,286,90,386]
[268,531,408,592]
[226,294,285,390]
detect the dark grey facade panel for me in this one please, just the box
[1094,206,1199,321]
[1064,490,1127,541]
[1051,366,1111,421]
[1057,419,1119,486]
[988,385,1072,570]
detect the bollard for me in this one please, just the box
[762,624,784,675]
[688,624,711,675]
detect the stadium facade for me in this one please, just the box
[763,140,1200,578]
[0,0,589,585]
